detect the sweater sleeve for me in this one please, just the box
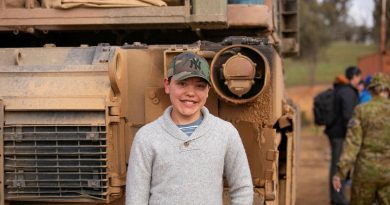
[125,132,153,205]
[224,127,254,205]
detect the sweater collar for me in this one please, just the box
[160,106,213,141]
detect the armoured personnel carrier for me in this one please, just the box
[0,0,299,204]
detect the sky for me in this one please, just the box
[348,0,375,27]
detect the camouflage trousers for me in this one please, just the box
[351,179,390,205]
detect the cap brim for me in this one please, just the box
[173,74,211,85]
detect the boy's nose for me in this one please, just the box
[185,86,196,96]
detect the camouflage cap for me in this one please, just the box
[167,52,210,84]
[368,73,390,89]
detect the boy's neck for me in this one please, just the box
[170,110,202,125]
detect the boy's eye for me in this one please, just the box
[196,83,207,89]
[177,81,186,86]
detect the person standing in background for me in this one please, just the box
[325,66,362,205]
[333,73,390,205]
[359,75,372,104]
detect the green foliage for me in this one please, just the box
[299,0,332,61]
[297,0,376,85]
[320,0,351,40]
[285,42,378,87]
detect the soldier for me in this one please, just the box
[125,52,253,205]
[333,73,390,205]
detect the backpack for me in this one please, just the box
[313,88,337,126]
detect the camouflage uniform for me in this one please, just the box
[336,73,390,205]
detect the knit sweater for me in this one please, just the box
[126,106,253,205]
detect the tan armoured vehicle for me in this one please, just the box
[0,0,299,204]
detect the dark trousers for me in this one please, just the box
[329,137,349,205]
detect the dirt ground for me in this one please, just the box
[287,85,332,205]
[295,128,331,205]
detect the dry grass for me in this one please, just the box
[284,42,378,87]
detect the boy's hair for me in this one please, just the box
[345,66,361,80]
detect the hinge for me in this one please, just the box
[109,174,126,187]
[277,114,292,130]
[264,179,275,200]
[108,116,120,123]
[266,150,278,161]
[109,106,120,116]
[107,101,120,115]
[107,101,121,124]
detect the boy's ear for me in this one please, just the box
[163,78,170,94]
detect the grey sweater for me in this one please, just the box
[126,106,253,205]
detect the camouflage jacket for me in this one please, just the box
[336,96,390,181]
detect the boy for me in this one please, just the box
[126,52,253,205]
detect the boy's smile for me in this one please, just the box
[164,77,209,125]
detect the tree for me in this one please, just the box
[320,0,352,40]
[372,0,390,47]
[298,0,332,85]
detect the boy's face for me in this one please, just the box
[164,77,210,124]
[357,84,364,92]
[351,74,362,87]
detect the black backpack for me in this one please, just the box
[313,88,337,126]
